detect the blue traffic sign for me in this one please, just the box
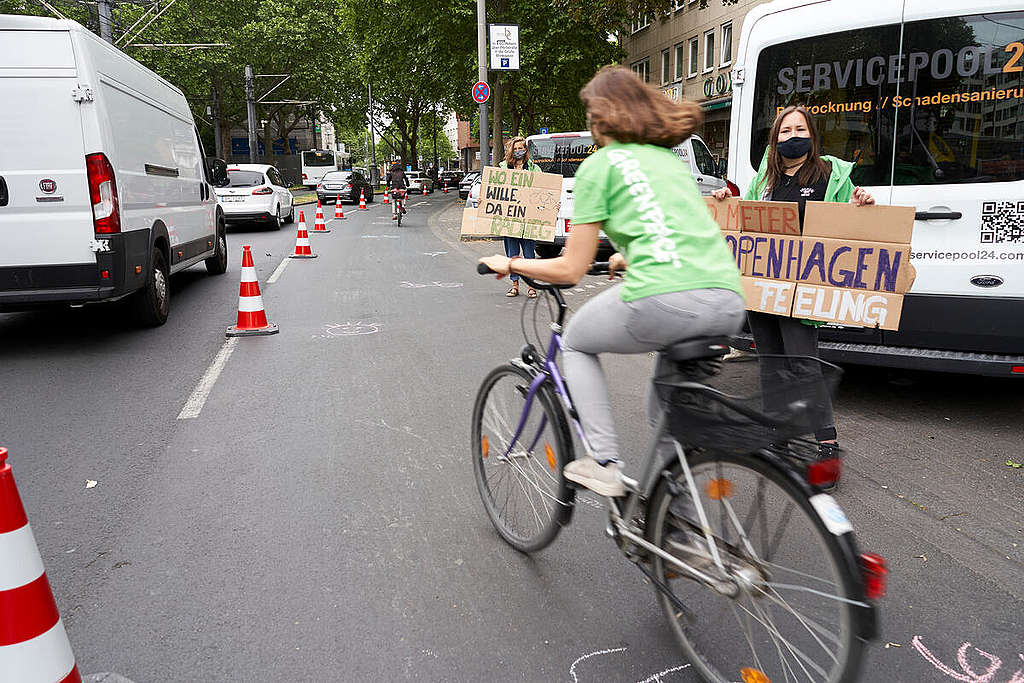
[539,127,549,135]
[472,81,490,104]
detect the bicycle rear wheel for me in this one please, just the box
[472,364,575,552]
[397,201,402,226]
[646,450,867,683]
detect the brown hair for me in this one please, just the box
[579,65,702,148]
[503,136,529,168]
[764,105,831,194]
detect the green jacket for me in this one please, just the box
[498,159,540,172]
[743,149,856,203]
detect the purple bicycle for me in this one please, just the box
[472,262,885,683]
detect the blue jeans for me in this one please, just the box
[503,237,535,282]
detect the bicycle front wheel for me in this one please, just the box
[647,450,866,683]
[471,364,575,553]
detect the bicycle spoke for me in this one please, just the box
[735,599,828,681]
[758,586,843,648]
[766,499,796,563]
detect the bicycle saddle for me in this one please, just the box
[662,336,731,362]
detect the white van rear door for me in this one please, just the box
[0,29,93,268]
[891,5,1024,298]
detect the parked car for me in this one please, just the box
[0,15,227,326]
[467,177,481,208]
[459,171,481,199]
[525,130,728,258]
[438,171,463,191]
[317,169,374,205]
[406,170,434,194]
[215,164,294,229]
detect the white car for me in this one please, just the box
[406,171,434,194]
[467,177,482,208]
[215,164,294,229]
[0,15,226,327]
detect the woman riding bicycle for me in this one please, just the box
[480,66,745,497]
[388,163,408,220]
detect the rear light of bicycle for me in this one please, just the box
[859,553,888,600]
[806,458,842,487]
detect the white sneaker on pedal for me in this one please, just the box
[563,457,625,497]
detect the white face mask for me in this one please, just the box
[513,149,526,159]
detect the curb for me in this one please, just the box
[84,674,136,683]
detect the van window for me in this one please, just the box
[528,135,598,177]
[752,23,902,186]
[691,138,718,176]
[226,170,265,187]
[302,151,335,167]
[752,12,1024,186]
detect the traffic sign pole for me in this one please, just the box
[477,0,488,170]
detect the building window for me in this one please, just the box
[630,15,650,33]
[720,22,733,66]
[704,30,715,72]
[631,58,650,83]
[674,43,685,80]
[688,37,699,77]
[661,49,671,84]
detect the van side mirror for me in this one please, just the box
[208,158,228,186]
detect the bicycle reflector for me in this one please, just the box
[859,553,888,600]
[545,443,556,470]
[706,478,734,500]
[740,668,771,683]
[806,458,842,487]
[481,435,489,459]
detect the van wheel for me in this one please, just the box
[131,246,170,326]
[205,220,228,275]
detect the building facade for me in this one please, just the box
[620,0,769,162]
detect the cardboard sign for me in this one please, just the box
[726,200,916,331]
[803,202,916,243]
[460,166,560,242]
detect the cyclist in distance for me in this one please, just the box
[479,66,745,497]
[388,162,409,220]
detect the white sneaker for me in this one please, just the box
[563,457,625,497]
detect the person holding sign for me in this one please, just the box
[479,66,744,497]
[712,105,875,473]
[498,137,541,298]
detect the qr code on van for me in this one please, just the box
[980,201,1024,243]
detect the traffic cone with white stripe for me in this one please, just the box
[289,211,317,259]
[226,245,279,336]
[312,200,330,233]
[359,189,367,210]
[333,198,346,220]
[443,183,448,194]
[0,447,82,683]
[383,191,390,205]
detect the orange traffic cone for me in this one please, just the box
[359,189,367,210]
[334,199,346,220]
[312,200,330,233]
[383,191,390,205]
[289,211,317,259]
[443,183,449,194]
[0,447,82,683]
[226,245,279,336]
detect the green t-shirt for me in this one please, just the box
[572,142,742,302]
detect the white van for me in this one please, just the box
[300,150,337,187]
[0,15,227,326]
[526,131,727,258]
[729,0,1024,376]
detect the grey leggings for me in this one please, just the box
[563,284,746,463]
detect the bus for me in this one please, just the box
[729,0,1024,376]
[300,150,338,187]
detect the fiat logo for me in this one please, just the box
[970,275,1003,288]
[39,179,57,194]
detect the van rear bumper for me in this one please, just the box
[0,231,149,310]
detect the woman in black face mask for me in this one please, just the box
[712,105,875,489]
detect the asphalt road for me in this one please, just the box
[0,193,1021,682]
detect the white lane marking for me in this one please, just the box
[177,338,239,420]
[267,257,289,284]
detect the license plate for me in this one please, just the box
[324,184,342,190]
[221,196,245,202]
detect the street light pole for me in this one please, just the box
[477,0,488,169]
[245,65,258,164]
[433,104,438,172]
[368,83,378,184]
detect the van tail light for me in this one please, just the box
[302,173,308,180]
[726,179,740,197]
[859,553,888,600]
[252,186,273,195]
[346,184,352,189]
[85,152,121,234]
[806,458,842,487]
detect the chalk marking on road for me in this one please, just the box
[911,635,1024,682]
[362,234,400,239]
[319,321,382,337]
[354,417,428,443]
[400,281,464,288]
[177,338,239,420]
[266,257,289,284]
[569,648,627,683]
[635,664,691,683]
[423,251,448,257]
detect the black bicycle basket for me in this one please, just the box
[655,355,843,456]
